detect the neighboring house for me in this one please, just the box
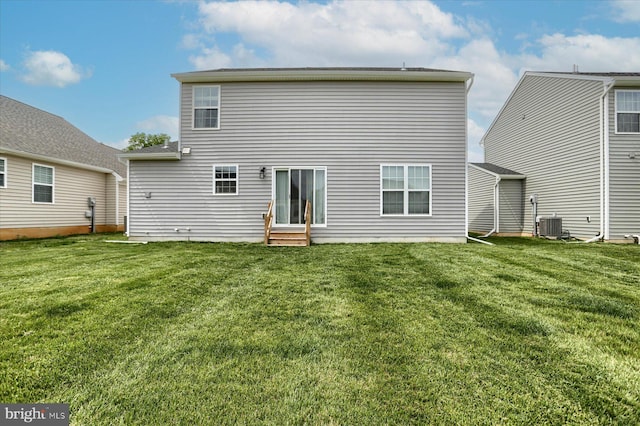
[468,163,525,236]
[469,72,640,242]
[121,67,473,243]
[0,95,127,240]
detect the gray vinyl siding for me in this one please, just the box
[0,154,110,229]
[608,88,640,240]
[498,180,524,234]
[484,75,602,239]
[105,175,128,226]
[468,166,494,233]
[129,80,467,242]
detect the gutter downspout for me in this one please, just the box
[125,160,130,237]
[467,235,494,245]
[480,176,500,237]
[600,80,615,241]
[464,75,475,242]
[466,75,475,94]
[111,172,124,228]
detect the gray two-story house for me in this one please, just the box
[121,67,473,244]
[469,72,640,242]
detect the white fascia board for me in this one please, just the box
[0,147,115,174]
[468,163,525,180]
[526,72,615,84]
[118,151,181,161]
[613,76,640,86]
[172,69,473,84]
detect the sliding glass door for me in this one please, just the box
[274,168,326,225]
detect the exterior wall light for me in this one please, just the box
[259,167,266,179]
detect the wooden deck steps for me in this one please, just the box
[267,230,309,246]
[264,200,312,247]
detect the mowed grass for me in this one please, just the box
[0,235,638,425]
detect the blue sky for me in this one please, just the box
[1,0,639,161]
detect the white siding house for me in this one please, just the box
[472,72,640,242]
[122,68,473,243]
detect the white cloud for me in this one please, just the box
[108,138,132,150]
[611,0,640,22]
[191,0,467,68]
[190,45,232,70]
[518,33,640,72]
[0,59,9,71]
[21,50,90,87]
[184,0,640,154]
[136,115,179,140]
[467,118,486,162]
[434,38,519,121]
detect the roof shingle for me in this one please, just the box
[0,95,126,176]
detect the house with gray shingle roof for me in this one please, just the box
[0,95,127,240]
[469,71,640,242]
[120,67,473,244]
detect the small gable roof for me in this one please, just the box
[118,141,181,160]
[469,163,525,179]
[0,95,126,177]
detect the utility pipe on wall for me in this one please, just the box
[599,79,615,241]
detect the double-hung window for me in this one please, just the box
[193,86,220,129]
[381,165,431,216]
[0,158,6,188]
[33,164,54,203]
[213,165,238,195]
[616,90,640,133]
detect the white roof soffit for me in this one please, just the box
[172,68,473,83]
[468,163,525,179]
[118,151,181,161]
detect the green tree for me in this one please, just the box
[124,132,171,151]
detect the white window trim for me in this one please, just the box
[614,89,640,134]
[380,164,432,217]
[32,163,55,204]
[270,166,328,228]
[213,164,239,196]
[192,85,221,130]
[0,157,6,188]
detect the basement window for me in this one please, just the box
[616,90,640,133]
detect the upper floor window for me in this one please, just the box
[0,158,6,188]
[213,165,238,195]
[616,90,640,133]
[33,164,54,203]
[381,164,431,216]
[193,86,220,129]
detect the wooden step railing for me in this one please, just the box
[264,200,311,246]
[304,200,311,246]
[264,200,274,245]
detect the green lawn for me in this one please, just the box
[1,235,638,425]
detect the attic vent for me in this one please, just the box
[539,217,563,238]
